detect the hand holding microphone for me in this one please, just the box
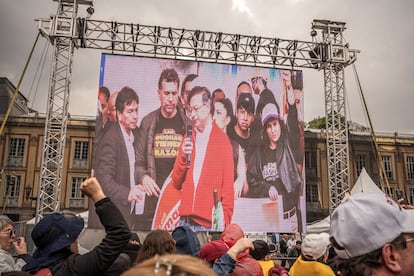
[182,126,193,169]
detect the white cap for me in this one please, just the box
[405,209,414,233]
[330,192,414,259]
[301,233,330,260]
[261,103,279,125]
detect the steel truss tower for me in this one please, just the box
[35,0,93,220]
[311,20,352,213]
[36,2,357,218]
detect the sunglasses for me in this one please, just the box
[0,229,16,237]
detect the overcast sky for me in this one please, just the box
[1,0,413,133]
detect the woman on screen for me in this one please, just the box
[214,98,248,198]
[246,97,303,232]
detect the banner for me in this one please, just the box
[91,54,306,233]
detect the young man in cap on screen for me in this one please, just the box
[226,92,261,165]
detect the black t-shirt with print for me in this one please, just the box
[135,112,185,230]
[153,112,185,186]
[261,147,298,211]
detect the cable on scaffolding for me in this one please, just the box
[0,32,41,136]
[28,37,50,110]
[352,63,392,195]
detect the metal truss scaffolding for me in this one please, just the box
[312,20,351,213]
[35,0,91,220]
[36,1,357,218]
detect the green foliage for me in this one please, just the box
[307,117,326,129]
[306,115,370,132]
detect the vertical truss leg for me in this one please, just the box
[325,65,350,214]
[36,1,77,220]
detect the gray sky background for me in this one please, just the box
[1,0,413,133]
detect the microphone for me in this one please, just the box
[186,125,192,169]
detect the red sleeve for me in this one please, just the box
[172,136,187,190]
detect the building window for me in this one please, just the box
[69,177,86,208]
[3,175,20,207]
[409,188,414,205]
[73,141,89,168]
[305,151,317,179]
[74,141,89,160]
[70,177,85,199]
[8,138,25,167]
[382,155,393,180]
[407,156,414,181]
[4,175,20,197]
[356,154,367,176]
[306,183,319,203]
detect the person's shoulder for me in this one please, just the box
[251,117,262,132]
[228,136,239,150]
[226,118,237,137]
[100,122,121,141]
[49,255,72,275]
[212,124,232,146]
[0,247,10,255]
[287,247,295,255]
[140,109,159,125]
[260,89,276,101]
[313,261,336,274]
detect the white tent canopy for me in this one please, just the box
[306,168,383,234]
[305,215,331,234]
[350,168,383,195]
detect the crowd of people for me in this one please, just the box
[1,175,414,275]
[2,66,414,275]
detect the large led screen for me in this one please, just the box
[90,54,306,233]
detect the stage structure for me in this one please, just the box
[35,0,357,219]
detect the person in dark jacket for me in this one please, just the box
[246,100,303,233]
[287,241,302,269]
[92,86,140,229]
[134,68,191,230]
[23,177,131,276]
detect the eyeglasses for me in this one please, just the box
[0,229,16,237]
[392,237,414,249]
[186,103,207,115]
[402,238,414,245]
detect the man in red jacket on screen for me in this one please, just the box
[172,86,234,231]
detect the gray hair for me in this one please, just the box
[0,215,13,230]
